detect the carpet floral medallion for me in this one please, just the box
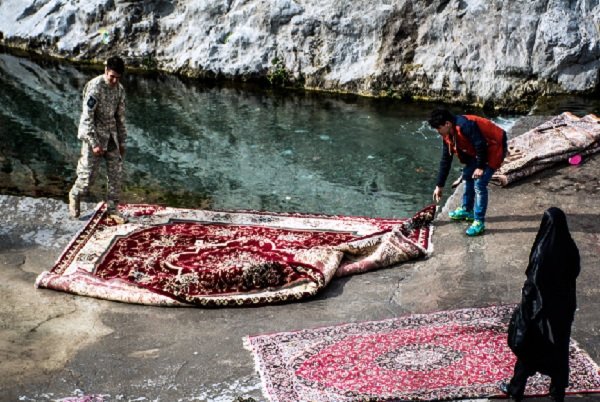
[244,305,600,402]
[36,204,435,306]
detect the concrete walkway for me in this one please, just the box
[1,118,599,402]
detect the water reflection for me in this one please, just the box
[122,80,445,217]
[5,52,595,218]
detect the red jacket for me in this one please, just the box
[443,115,505,169]
[436,115,506,187]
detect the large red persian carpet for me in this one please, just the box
[244,305,600,402]
[36,203,435,306]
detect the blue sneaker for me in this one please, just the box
[466,220,485,236]
[448,207,474,221]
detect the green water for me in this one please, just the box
[1,52,598,217]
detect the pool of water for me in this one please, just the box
[1,52,597,218]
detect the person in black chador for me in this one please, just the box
[500,207,580,402]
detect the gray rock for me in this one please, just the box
[0,0,599,110]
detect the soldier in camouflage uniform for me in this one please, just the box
[69,56,127,222]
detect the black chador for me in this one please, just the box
[504,207,580,402]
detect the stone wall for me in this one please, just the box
[1,0,599,111]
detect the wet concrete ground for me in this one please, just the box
[1,116,599,401]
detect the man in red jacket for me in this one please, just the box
[428,108,507,236]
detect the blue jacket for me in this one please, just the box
[435,115,489,187]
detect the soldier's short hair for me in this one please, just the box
[105,56,125,75]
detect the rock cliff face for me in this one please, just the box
[1,0,599,111]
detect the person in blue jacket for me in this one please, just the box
[428,108,507,236]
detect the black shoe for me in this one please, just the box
[499,382,523,402]
[549,383,565,402]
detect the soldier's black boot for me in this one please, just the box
[106,200,127,224]
[68,191,80,218]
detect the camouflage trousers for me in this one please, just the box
[70,141,123,204]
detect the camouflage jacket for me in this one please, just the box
[77,75,127,151]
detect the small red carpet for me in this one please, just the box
[244,305,600,401]
[36,203,434,306]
